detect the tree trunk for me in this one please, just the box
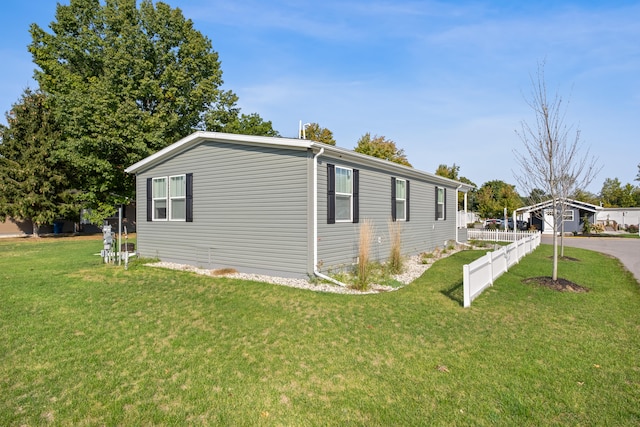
[32,221,40,238]
[552,223,558,281]
[560,216,565,258]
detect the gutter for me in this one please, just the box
[312,147,347,287]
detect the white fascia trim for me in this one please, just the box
[517,198,600,214]
[125,130,475,192]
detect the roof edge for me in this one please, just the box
[125,131,475,191]
[124,131,313,174]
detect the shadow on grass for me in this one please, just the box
[440,279,464,306]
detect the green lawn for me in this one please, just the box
[1,236,639,426]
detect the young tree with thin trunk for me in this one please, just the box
[514,62,600,280]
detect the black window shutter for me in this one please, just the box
[146,178,153,221]
[435,186,439,221]
[391,177,397,221]
[327,164,335,224]
[443,188,447,221]
[186,173,193,222]
[406,180,410,222]
[353,169,359,223]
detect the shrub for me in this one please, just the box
[355,219,374,290]
[582,215,591,234]
[627,224,639,234]
[387,219,403,274]
[420,252,435,264]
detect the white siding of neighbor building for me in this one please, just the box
[135,141,310,277]
[316,157,457,274]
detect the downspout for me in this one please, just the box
[455,184,463,245]
[312,147,347,287]
[455,184,472,247]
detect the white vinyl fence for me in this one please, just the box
[467,229,539,243]
[462,232,541,308]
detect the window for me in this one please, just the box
[152,177,167,220]
[436,187,446,220]
[169,175,186,220]
[147,174,193,222]
[327,164,359,224]
[562,210,574,221]
[391,178,410,222]
[335,167,353,222]
[395,179,407,221]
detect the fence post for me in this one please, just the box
[488,252,494,285]
[463,264,471,308]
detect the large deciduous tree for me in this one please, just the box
[600,177,639,207]
[476,180,522,219]
[435,163,459,180]
[514,62,600,280]
[204,90,279,137]
[29,0,227,220]
[302,123,335,145]
[435,164,478,211]
[0,89,79,236]
[354,133,411,167]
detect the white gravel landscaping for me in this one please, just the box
[146,246,466,294]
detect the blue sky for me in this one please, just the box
[1,1,639,194]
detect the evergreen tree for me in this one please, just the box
[0,90,79,236]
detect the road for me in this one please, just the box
[541,235,640,284]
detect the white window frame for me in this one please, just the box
[436,187,445,220]
[335,166,353,222]
[395,178,407,221]
[152,177,168,221]
[562,210,574,222]
[169,174,186,221]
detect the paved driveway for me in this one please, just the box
[541,235,640,284]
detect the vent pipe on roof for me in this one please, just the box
[299,120,310,139]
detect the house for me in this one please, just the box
[125,131,474,279]
[0,217,33,237]
[516,198,599,234]
[596,207,640,231]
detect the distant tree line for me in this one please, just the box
[1,1,636,236]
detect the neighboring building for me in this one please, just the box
[516,198,599,234]
[596,207,640,230]
[125,131,474,279]
[0,217,33,237]
[0,205,136,238]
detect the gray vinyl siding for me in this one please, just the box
[135,141,310,277]
[316,156,458,274]
[563,208,581,233]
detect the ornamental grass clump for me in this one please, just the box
[387,219,403,274]
[355,219,374,290]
